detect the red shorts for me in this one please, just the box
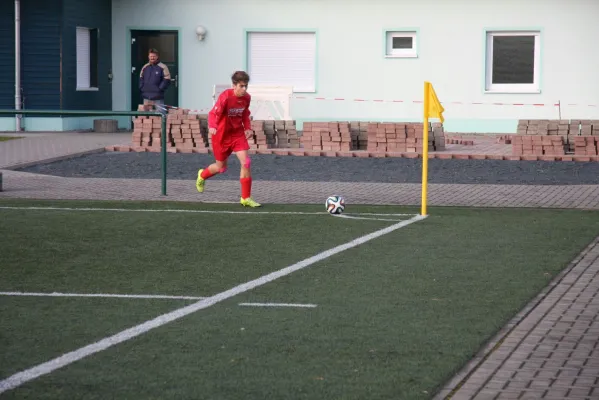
[212,134,250,161]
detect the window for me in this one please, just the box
[247,32,316,92]
[485,31,540,93]
[76,27,99,90]
[385,31,417,58]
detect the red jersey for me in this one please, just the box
[208,89,251,137]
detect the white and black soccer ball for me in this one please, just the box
[326,195,346,215]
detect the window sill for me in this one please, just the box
[385,54,418,59]
[484,90,541,94]
[76,87,99,92]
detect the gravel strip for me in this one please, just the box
[15,152,599,185]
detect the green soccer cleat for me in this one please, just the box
[240,197,262,208]
[196,169,205,193]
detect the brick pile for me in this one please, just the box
[300,122,353,152]
[514,119,599,156]
[248,120,276,149]
[167,109,207,151]
[572,136,599,156]
[132,114,162,150]
[349,122,369,150]
[511,135,566,156]
[274,120,300,148]
[365,122,445,153]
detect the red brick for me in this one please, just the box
[304,150,321,157]
[540,155,557,161]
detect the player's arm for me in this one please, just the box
[208,92,228,134]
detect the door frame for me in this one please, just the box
[125,26,182,113]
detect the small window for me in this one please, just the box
[485,31,540,93]
[385,31,417,58]
[76,27,99,90]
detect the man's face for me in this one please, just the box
[233,82,248,97]
[148,52,158,64]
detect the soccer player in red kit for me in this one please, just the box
[195,71,261,207]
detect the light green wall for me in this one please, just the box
[111,0,599,134]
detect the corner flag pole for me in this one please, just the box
[421,81,445,216]
[421,82,430,216]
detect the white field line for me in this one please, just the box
[0,214,426,394]
[238,303,317,308]
[0,206,414,217]
[333,214,404,222]
[0,292,206,300]
[0,292,316,308]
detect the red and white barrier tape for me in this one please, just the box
[292,96,598,108]
[155,104,211,113]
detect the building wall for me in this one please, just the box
[0,0,118,131]
[107,0,597,133]
[0,1,15,110]
[61,0,112,110]
[20,0,62,111]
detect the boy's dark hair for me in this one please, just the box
[148,48,159,55]
[231,71,250,84]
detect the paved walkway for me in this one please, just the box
[436,238,599,400]
[2,170,599,209]
[1,132,599,399]
[0,132,130,169]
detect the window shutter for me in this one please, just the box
[248,32,316,92]
[76,27,90,89]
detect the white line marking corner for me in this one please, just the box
[0,214,426,394]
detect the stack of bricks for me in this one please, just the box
[572,136,598,156]
[274,120,300,148]
[167,108,206,151]
[248,120,276,149]
[300,122,353,152]
[431,122,446,151]
[514,119,599,155]
[349,122,369,150]
[132,114,162,150]
[366,122,445,153]
[511,135,566,156]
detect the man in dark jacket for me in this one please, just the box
[139,48,171,112]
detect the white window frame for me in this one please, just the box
[385,31,418,58]
[76,27,98,91]
[485,31,540,94]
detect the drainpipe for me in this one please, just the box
[15,0,22,131]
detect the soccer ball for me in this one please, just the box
[326,195,346,215]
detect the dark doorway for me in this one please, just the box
[130,30,178,110]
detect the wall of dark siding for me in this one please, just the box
[0,2,16,109]
[20,0,62,110]
[61,0,112,110]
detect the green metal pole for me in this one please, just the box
[161,114,167,196]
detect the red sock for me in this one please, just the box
[201,168,215,179]
[240,177,252,199]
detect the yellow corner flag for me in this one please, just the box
[421,82,444,216]
[425,82,445,123]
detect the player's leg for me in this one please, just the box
[235,148,261,207]
[196,142,231,193]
